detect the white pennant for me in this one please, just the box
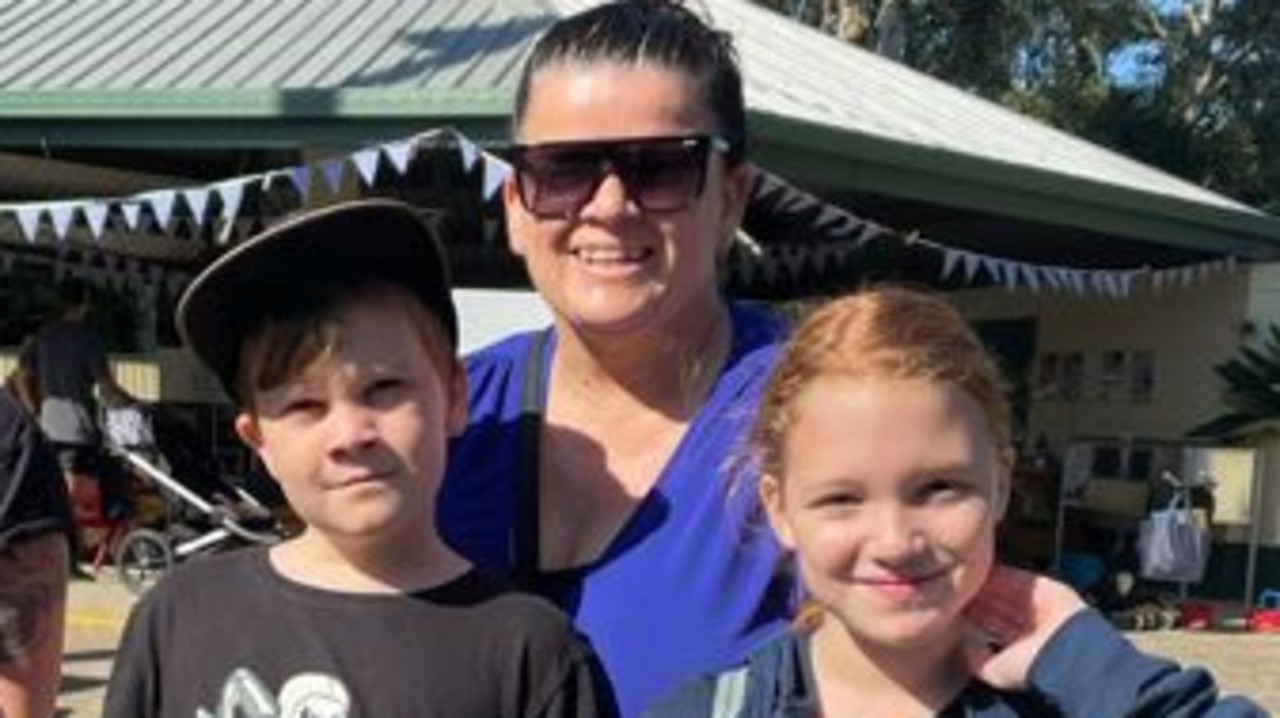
[320,160,345,194]
[16,207,42,243]
[855,222,883,247]
[148,191,176,230]
[1021,263,1041,292]
[481,152,512,201]
[1120,272,1136,297]
[121,202,143,231]
[50,204,77,241]
[941,250,961,281]
[962,252,981,283]
[218,181,245,224]
[384,139,415,175]
[351,149,381,186]
[287,166,312,201]
[183,188,211,223]
[1002,261,1018,290]
[83,203,110,240]
[458,137,480,171]
[1042,267,1062,292]
[981,257,1003,285]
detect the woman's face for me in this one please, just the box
[505,62,751,339]
[762,375,1011,652]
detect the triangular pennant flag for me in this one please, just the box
[287,166,312,201]
[83,203,109,241]
[980,257,1003,284]
[458,137,480,171]
[183,188,211,224]
[855,222,885,247]
[320,160,345,194]
[1041,267,1061,292]
[217,181,245,224]
[1120,272,1136,297]
[941,250,961,281]
[1021,263,1041,293]
[49,204,77,241]
[148,191,177,230]
[384,139,415,175]
[1001,261,1018,290]
[962,252,981,283]
[351,149,381,186]
[481,152,511,201]
[15,206,42,243]
[121,202,143,231]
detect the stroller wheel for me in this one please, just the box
[115,528,173,595]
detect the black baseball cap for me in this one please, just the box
[176,198,460,401]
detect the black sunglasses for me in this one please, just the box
[510,134,732,218]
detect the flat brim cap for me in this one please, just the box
[176,198,459,401]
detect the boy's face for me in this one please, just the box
[761,375,1010,653]
[234,293,465,546]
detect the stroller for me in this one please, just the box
[103,403,284,594]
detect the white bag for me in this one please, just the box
[1137,494,1210,583]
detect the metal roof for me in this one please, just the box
[1,0,1278,260]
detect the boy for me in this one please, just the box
[104,199,616,718]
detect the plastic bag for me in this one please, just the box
[1137,495,1210,583]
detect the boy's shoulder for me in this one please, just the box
[137,546,267,603]
[421,569,581,640]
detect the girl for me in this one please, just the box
[649,286,1265,717]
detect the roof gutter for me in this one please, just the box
[750,112,1280,261]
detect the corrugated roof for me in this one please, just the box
[0,0,1277,256]
[0,0,549,92]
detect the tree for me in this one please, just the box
[1188,324,1280,439]
[751,0,1278,213]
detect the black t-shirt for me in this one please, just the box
[104,547,618,718]
[0,387,72,548]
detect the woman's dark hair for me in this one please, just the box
[513,0,747,163]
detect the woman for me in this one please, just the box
[439,2,792,715]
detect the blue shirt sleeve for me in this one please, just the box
[1029,609,1268,717]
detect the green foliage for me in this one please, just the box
[1188,324,1280,439]
[751,0,1278,213]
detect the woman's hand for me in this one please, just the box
[961,564,1088,690]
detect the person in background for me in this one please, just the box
[648,286,1266,717]
[0,385,73,718]
[438,2,792,714]
[104,199,615,718]
[15,278,136,551]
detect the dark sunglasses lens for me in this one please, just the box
[621,140,707,212]
[517,148,604,216]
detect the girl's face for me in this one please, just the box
[504,62,750,339]
[762,374,1010,651]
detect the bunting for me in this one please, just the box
[0,127,1246,299]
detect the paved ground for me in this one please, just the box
[57,570,1280,716]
